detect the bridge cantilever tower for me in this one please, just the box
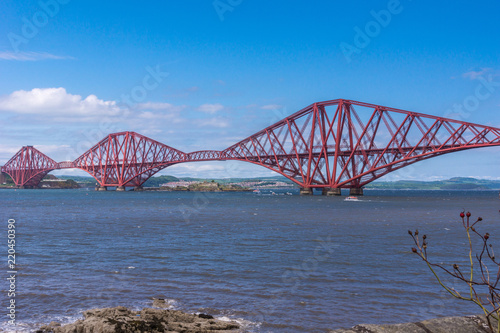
[221,99,500,195]
[1,146,58,188]
[73,131,186,190]
[2,99,500,194]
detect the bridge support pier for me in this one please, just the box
[116,186,126,191]
[300,187,313,195]
[18,185,35,189]
[349,188,364,196]
[0,172,7,184]
[97,186,108,191]
[322,188,341,196]
[134,186,144,192]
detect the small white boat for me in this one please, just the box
[253,189,261,194]
[344,196,359,201]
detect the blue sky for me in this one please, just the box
[1,0,500,180]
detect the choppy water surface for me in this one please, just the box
[0,189,499,332]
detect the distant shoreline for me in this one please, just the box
[144,187,253,192]
[2,175,500,191]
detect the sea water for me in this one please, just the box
[0,189,498,332]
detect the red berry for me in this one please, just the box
[466,212,471,217]
[460,212,465,218]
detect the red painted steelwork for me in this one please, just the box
[72,132,186,187]
[186,150,224,161]
[2,99,500,188]
[221,99,500,188]
[1,146,58,187]
[56,161,75,168]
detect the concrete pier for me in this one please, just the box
[349,187,364,196]
[97,186,108,191]
[0,172,7,184]
[322,188,341,196]
[299,187,313,195]
[134,186,144,192]
[116,186,126,191]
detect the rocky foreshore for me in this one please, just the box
[35,305,499,333]
[37,305,240,333]
[329,314,499,333]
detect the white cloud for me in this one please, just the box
[135,102,185,123]
[134,128,163,136]
[186,86,199,92]
[0,144,73,164]
[197,103,224,114]
[0,88,122,120]
[51,169,93,177]
[136,111,184,123]
[261,104,283,110]
[172,163,227,172]
[0,144,23,156]
[165,161,283,178]
[197,117,229,128]
[0,51,74,61]
[462,68,493,80]
[137,111,159,119]
[137,102,185,112]
[33,144,72,154]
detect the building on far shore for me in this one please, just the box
[236,180,295,188]
[160,181,197,188]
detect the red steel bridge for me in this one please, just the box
[3,99,500,195]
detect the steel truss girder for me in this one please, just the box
[1,146,57,187]
[3,99,500,189]
[221,99,500,188]
[73,132,185,187]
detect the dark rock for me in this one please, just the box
[198,313,214,319]
[329,315,499,333]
